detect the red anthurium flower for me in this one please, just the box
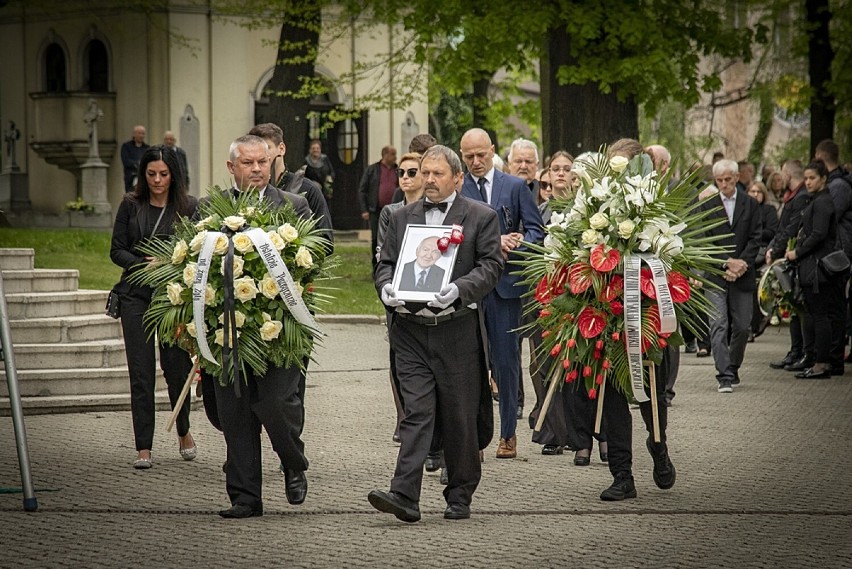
[590,243,621,273]
[640,267,657,299]
[551,264,570,295]
[610,300,624,315]
[577,306,607,339]
[588,388,598,400]
[568,262,594,295]
[599,274,624,302]
[535,277,553,304]
[667,271,691,303]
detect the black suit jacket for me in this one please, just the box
[699,189,762,292]
[277,171,334,255]
[796,189,838,287]
[358,161,396,213]
[769,184,811,258]
[398,261,445,293]
[199,185,313,221]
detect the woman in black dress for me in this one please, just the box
[747,181,779,338]
[785,160,844,379]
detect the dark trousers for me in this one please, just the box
[482,292,522,439]
[565,382,607,451]
[528,329,572,447]
[390,312,483,506]
[802,278,846,365]
[215,364,307,509]
[120,291,192,451]
[602,353,670,479]
[790,315,804,358]
[369,211,381,267]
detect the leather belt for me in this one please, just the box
[396,307,474,327]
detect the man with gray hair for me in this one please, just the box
[508,137,540,193]
[698,159,762,393]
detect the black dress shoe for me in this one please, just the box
[573,450,591,466]
[443,502,470,520]
[770,353,800,369]
[284,469,308,505]
[541,445,563,455]
[600,475,637,501]
[785,356,814,372]
[831,366,845,376]
[795,367,831,379]
[424,451,443,472]
[646,437,676,490]
[219,503,263,519]
[367,490,421,523]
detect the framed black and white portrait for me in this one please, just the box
[392,224,458,302]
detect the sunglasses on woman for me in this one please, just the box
[540,181,551,190]
[397,168,418,178]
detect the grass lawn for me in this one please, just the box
[0,228,383,315]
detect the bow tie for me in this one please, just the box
[424,201,448,212]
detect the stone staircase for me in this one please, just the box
[0,248,193,415]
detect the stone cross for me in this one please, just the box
[3,120,20,171]
[82,98,104,161]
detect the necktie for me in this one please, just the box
[424,201,448,212]
[416,270,427,289]
[232,188,241,199]
[477,177,488,203]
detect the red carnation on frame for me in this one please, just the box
[590,243,621,273]
[667,271,691,303]
[577,306,607,339]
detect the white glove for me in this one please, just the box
[381,283,405,307]
[428,283,459,309]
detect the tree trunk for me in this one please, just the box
[266,2,321,172]
[806,0,834,156]
[542,25,638,158]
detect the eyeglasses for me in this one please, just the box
[540,181,551,190]
[397,168,418,178]
[550,166,571,173]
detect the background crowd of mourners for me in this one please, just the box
[112,116,852,517]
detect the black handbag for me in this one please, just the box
[105,289,121,319]
[819,250,851,275]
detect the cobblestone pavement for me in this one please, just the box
[1,321,851,568]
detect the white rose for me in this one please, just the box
[589,212,609,230]
[218,310,246,328]
[267,231,286,251]
[259,275,280,299]
[189,231,207,253]
[581,229,600,245]
[262,312,272,322]
[186,322,198,338]
[195,216,214,230]
[259,319,284,342]
[278,223,299,243]
[220,255,244,278]
[618,219,636,239]
[171,240,188,264]
[609,155,629,173]
[205,284,216,305]
[166,282,184,305]
[233,277,258,303]
[294,246,313,269]
[213,234,229,255]
[232,233,254,254]
[214,327,239,347]
[222,215,246,231]
[182,263,197,287]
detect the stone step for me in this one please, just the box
[0,248,35,270]
[4,289,108,319]
[1,268,80,293]
[0,366,162,398]
[11,339,127,370]
[0,390,203,416]
[9,314,122,343]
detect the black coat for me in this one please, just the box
[276,171,334,255]
[358,161,396,213]
[795,189,838,287]
[769,183,811,259]
[698,189,762,292]
[758,202,779,246]
[827,168,852,258]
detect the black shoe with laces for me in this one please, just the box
[770,352,800,370]
[600,474,636,501]
[646,437,676,490]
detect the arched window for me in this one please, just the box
[85,39,109,92]
[44,43,67,92]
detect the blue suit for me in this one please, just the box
[462,169,544,440]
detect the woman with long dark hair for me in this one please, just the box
[110,144,198,468]
[785,160,844,379]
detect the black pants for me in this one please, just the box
[215,364,307,509]
[529,328,572,447]
[369,211,381,267]
[602,352,670,479]
[390,312,483,506]
[564,381,607,451]
[120,291,193,451]
[802,278,846,365]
